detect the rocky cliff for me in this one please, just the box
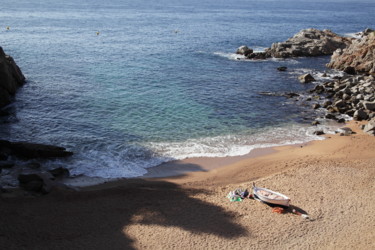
[0,47,25,109]
[327,29,375,74]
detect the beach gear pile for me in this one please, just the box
[227,188,249,202]
[227,185,311,220]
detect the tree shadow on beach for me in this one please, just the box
[1,163,249,250]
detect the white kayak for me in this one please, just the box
[252,183,291,207]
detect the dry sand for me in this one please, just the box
[1,121,375,250]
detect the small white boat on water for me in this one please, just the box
[252,183,291,207]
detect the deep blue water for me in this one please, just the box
[0,0,374,184]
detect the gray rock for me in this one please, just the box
[334,100,346,108]
[353,109,369,121]
[246,52,269,60]
[277,66,288,71]
[362,101,375,111]
[298,74,315,83]
[285,92,300,98]
[236,46,253,56]
[313,130,325,135]
[10,142,73,159]
[336,127,354,136]
[363,118,375,135]
[269,29,352,58]
[312,104,321,109]
[323,101,333,108]
[18,171,56,194]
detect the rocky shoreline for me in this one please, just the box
[238,28,375,136]
[0,140,73,194]
[1,47,74,194]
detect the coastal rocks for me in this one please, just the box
[16,166,70,194]
[336,127,354,136]
[308,74,375,124]
[236,45,253,57]
[258,91,299,98]
[267,29,352,58]
[236,28,352,60]
[246,52,269,60]
[313,130,325,135]
[362,101,375,111]
[18,171,59,194]
[327,29,375,74]
[9,141,73,159]
[353,110,368,121]
[363,118,375,135]
[298,74,316,83]
[0,47,25,109]
[18,173,45,192]
[277,66,288,71]
[0,140,73,193]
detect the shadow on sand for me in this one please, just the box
[1,162,249,249]
[249,196,310,219]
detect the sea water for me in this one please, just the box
[0,0,374,185]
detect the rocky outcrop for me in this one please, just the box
[0,140,73,160]
[0,47,25,109]
[0,140,73,193]
[10,142,73,159]
[236,29,352,60]
[267,29,352,58]
[236,46,253,57]
[298,74,316,83]
[327,29,375,74]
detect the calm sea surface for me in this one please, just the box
[1,0,374,185]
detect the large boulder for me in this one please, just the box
[236,45,253,56]
[0,140,73,160]
[267,29,352,58]
[327,29,375,74]
[0,47,25,108]
[298,74,316,83]
[18,171,57,194]
[237,29,352,60]
[362,101,375,111]
[363,118,375,135]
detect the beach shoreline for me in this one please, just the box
[1,120,375,249]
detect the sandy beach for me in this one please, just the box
[1,121,375,250]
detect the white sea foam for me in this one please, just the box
[213,52,245,61]
[145,123,337,162]
[0,123,342,189]
[343,32,362,39]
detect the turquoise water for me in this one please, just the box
[0,0,374,182]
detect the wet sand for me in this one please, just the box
[1,121,375,249]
